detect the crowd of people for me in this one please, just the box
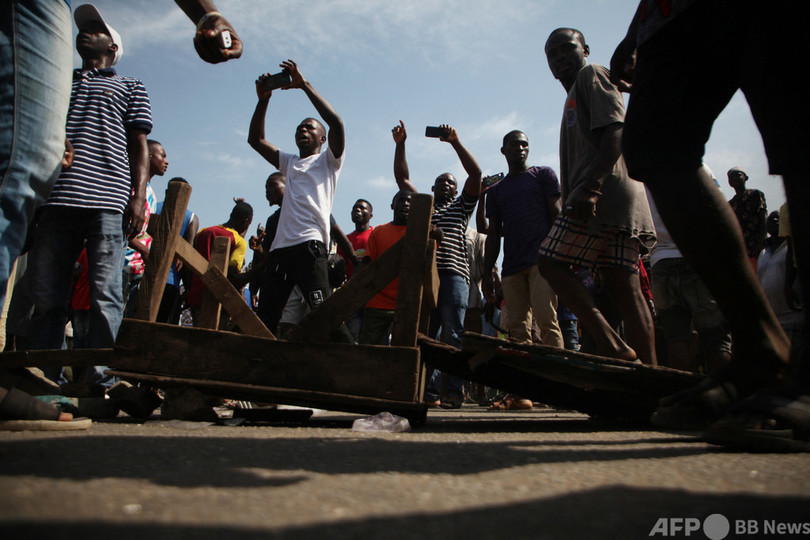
[0,1,807,452]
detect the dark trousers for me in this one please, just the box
[256,240,330,333]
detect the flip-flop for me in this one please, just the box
[0,417,92,431]
[0,387,91,431]
[704,387,810,453]
[489,395,533,411]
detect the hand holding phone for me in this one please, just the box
[483,172,504,188]
[425,126,450,138]
[259,70,292,92]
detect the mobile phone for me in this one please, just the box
[483,172,504,187]
[259,70,292,92]
[219,30,232,49]
[425,126,449,138]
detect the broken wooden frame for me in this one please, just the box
[123,183,437,420]
[0,182,438,422]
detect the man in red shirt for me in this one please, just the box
[357,191,411,345]
[187,200,253,323]
[338,198,374,340]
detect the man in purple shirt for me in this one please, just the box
[482,130,563,347]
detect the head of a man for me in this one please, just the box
[727,167,748,191]
[74,4,122,67]
[295,117,327,157]
[766,210,780,238]
[501,130,529,171]
[265,172,286,206]
[432,173,457,205]
[228,200,254,237]
[391,190,413,226]
[544,28,589,91]
[148,140,168,178]
[351,199,373,228]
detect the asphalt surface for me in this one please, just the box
[1,404,808,539]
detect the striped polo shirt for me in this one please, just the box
[45,68,152,214]
[432,191,477,282]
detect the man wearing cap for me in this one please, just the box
[727,166,767,272]
[24,4,152,390]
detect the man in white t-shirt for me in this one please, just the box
[248,60,344,334]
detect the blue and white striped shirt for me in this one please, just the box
[432,191,477,283]
[46,68,152,213]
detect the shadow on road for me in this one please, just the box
[0,486,807,539]
[0,430,708,488]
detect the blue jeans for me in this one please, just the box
[0,0,72,308]
[426,271,469,401]
[27,207,125,386]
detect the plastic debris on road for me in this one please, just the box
[351,411,411,432]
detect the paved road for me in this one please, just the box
[1,405,808,539]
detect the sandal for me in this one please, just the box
[704,387,810,453]
[0,387,91,431]
[489,395,533,411]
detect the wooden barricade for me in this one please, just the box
[0,184,438,423]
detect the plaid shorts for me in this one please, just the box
[538,214,641,273]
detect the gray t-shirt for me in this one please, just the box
[559,63,656,246]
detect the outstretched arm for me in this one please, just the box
[282,60,345,159]
[475,186,488,234]
[247,77,280,169]
[174,0,243,64]
[392,120,419,193]
[331,219,359,268]
[440,125,482,199]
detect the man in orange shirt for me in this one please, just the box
[357,190,412,345]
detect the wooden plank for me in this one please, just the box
[175,238,275,339]
[423,239,439,309]
[113,320,421,402]
[0,348,114,368]
[197,236,230,329]
[106,370,428,421]
[175,238,209,275]
[296,240,405,341]
[418,334,688,421]
[134,181,191,322]
[391,194,433,347]
[418,239,438,335]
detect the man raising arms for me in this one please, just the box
[392,121,482,408]
[248,60,345,335]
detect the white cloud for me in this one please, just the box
[366,175,392,189]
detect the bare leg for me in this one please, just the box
[602,267,657,366]
[537,258,636,361]
[642,165,790,429]
[704,175,810,451]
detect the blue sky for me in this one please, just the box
[75,0,786,238]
